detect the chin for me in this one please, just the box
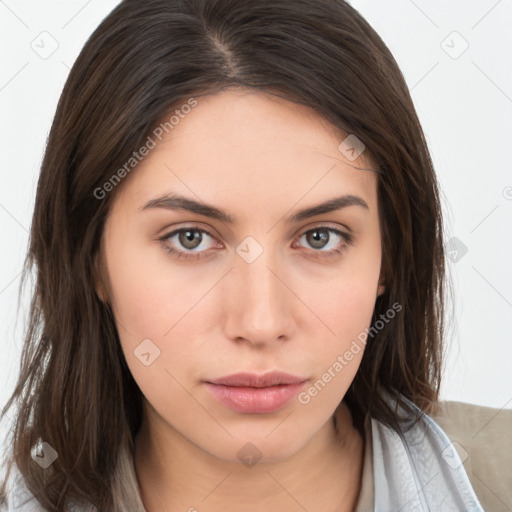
[197,428,312,466]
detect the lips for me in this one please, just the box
[207,371,307,388]
[204,371,308,414]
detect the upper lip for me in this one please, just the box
[206,371,308,388]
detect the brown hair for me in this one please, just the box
[0,0,446,510]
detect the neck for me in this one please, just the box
[134,400,364,512]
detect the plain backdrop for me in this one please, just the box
[1,0,511,448]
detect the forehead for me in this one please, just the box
[114,88,378,213]
[152,88,374,167]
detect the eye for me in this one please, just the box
[158,227,218,260]
[158,225,353,261]
[293,227,353,259]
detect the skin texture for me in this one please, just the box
[96,88,385,511]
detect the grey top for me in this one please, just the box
[4,391,484,511]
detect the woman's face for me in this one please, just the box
[98,88,383,463]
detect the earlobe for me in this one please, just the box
[93,268,107,303]
[94,278,107,303]
[92,249,109,304]
[377,282,386,297]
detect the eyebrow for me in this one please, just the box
[140,193,369,224]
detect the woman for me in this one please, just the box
[1,0,505,510]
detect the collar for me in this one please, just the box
[355,390,484,511]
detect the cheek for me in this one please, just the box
[295,240,381,384]
[104,229,209,338]
[101,235,200,392]
[293,281,377,411]
[303,238,381,341]
[328,276,379,339]
[106,258,201,414]
[303,279,376,376]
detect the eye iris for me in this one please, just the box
[307,229,329,249]
[179,229,202,249]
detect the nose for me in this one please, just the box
[222,247,294,346]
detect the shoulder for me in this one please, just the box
[431,400,512,511]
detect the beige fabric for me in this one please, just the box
[432,400,512,512]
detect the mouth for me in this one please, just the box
[204,371,308,414]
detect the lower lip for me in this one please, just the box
[204,382,307,414]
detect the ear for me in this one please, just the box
[92,247,109,304]
[377,278,386,297]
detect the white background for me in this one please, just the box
[1,0,511,448]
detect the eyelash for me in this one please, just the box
[158,226,353,261]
